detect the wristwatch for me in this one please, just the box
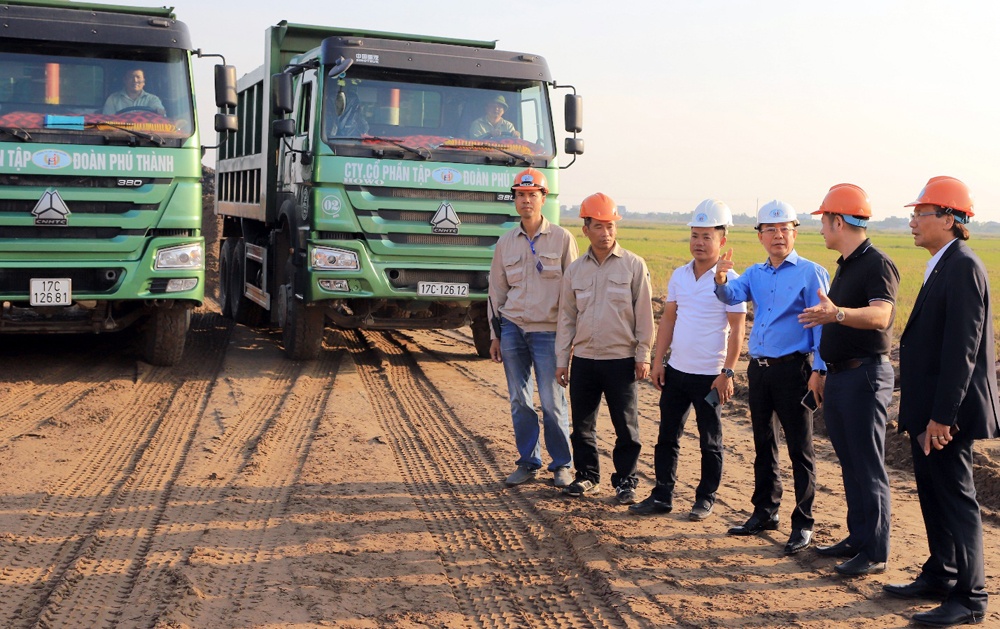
[721,368,735,378]
[835,308,846,322]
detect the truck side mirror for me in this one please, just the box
[215,113,238,133]
[215,65,237,108]
[272,72,293,115]
[564,137,584,155]
[564,94,583,133]
[272,118,295,138]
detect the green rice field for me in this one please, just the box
[561,219,1000,344]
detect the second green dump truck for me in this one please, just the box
[216,21,583,359]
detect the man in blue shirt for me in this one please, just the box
[714,200,830,555]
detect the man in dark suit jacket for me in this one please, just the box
[884,176,999,627]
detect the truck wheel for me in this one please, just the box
[140,305,190,366]
[278,269,324,360]
[471,310,492,359]
[218,238,235,319]
[230,239,267,326]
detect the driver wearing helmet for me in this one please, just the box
[103,68,165,116]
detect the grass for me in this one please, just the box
[561,219,1000,342]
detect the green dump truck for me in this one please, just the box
[0,0,236,365]
[216,21,583,359]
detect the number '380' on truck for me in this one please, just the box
[0,0,236,365]
[215,22,583,359]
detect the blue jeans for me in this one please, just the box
[500,318,571,471]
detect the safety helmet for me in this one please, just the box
[905,176,974,222]
[811,183,871,227]
[491,95,508,109]
[579,192,622,222]
[688,199,733,227]
[510,168,548,195]
[756,200,798,228]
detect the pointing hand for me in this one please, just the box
[798,289,837,329]
[715,249,735,284]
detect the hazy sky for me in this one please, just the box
[93,0,1000,221]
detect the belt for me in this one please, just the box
[826,354,890,374]
[753,352,807,367]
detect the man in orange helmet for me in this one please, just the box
[798,183,900,577]
[881,176,998,627]
[489,168,578,488]
[555,192,654,504]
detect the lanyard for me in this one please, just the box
[523,233,544,273]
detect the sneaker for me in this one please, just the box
[629,494,673,515]
[553,467,574,487]
[563,479,598,497]
[689,498,714,521]
[615,485,637,505]
[505,465,536,486]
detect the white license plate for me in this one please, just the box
[417,281,469,297]
[30,278,72,306]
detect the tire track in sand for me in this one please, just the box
[342,329,646,629]
[0,313,232,629]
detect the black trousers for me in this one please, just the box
[746,356,815,531]
[652,365,723,505]
[910,434,988,611]
[824,362,893,562]
[569,356,641,489]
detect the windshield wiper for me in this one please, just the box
[365,136,429,160]
[84,121,164,147]
[0,125,33,142]
[440,140,532,166]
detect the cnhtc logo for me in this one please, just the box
[32,188,71,226]
[430,201,461,235]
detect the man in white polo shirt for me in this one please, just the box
[630,199,747,520]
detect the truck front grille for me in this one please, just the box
[0,268,124,294]
[0,200,158,215]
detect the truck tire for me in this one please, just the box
[140,305,190,366]
[230,239,267,326]
[471,310,492,359]
[218,237,235,319]
[279,265,324,360]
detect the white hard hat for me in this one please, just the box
[756,200,799,227]
[688,199,733,227]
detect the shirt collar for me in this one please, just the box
[584,241,623,263]
[515,216,551,239]
[924,238,958,284]
[764,249,799,269]
[837,238,873,266]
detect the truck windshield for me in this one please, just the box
[0,41,194,146]
[322,69,555,165]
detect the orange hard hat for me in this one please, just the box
[510,168,548,195]
[812,183,872,226]
[579,192,621,221]
[905,176,974,219]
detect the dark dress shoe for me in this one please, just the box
[834,553,886,577]
[728,514,779,536]
[688,498,714,521]
[784,528,812,554]
[883,576,953,600]
[815,539,856,558]
[912,600,984,626]
[629,495,672,515]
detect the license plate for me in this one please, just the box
[417,281,469,297]
[30,278,72,306]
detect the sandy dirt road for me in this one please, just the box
[1,299,1000,628]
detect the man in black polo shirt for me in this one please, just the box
[799,183,900,577]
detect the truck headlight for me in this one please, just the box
[312,246,359,270]
[155,243,203,270]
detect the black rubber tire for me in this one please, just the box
[471,311,492,358]
[230,239,267,326]
[280,273,325,360]
[218,238,235,319]
[140,306,190,366]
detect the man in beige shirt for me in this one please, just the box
[489,168,578,488]
[555,192,654,504]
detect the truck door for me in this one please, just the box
[280,70,316,199]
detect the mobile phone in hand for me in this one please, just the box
[705,388,720,408]
[801,390,818,411]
